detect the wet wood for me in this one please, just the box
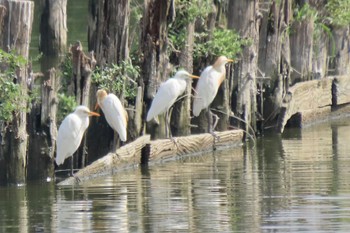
[276,79,333,133]
[27,68,59,180]
[142,129,244,164]
[58,129,243,185]
[58,135,150,185]
[0,0,34,184]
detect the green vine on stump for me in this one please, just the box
[0,49,28,123]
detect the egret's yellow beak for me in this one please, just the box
[190,75,199,79]
[227,59,234,63]
[89,111,100,117]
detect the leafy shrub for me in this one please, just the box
[0,49,28,123]
[92,60,139,104]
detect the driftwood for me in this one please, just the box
[276,78,333,133]
[143,129,243,164]
[58,129,243,186]
[58,135,150,185]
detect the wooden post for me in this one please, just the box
[27,69,58,181]
[142,0,174,139]
[227,0,259,136]
[39,0,67,71]
[171,22,195,136]
[69,41,96,167]
[289,9,314,83]
[0,0,34,184]
[87,0,131,158]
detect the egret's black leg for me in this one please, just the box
[71,155,74,177]
[208,109,220,140]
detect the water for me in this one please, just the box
[19,1,350,232]
[1,118,350,232]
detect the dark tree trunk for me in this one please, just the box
[26,0,67,181]
[191,3,219,134]
[142,0,174,139]
[0,0,34,184]
[88,0,130,64]
[69,41,96,168]
[27,69,58,181]
[289,11,314,84]
[228,0,259,137]
[171,22,194,136]
[39,0,67,71]
[329,27,350,76]
[257,0,292,129]
[87,0,131,160]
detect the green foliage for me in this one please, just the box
[0,49,28,123]
[59,52,73,93]
[57,93,77,124]
[294,3,317,22]
[194,29,251,60]
[169,0,212,52]
[92,60,140,103]
[326,0,350,26]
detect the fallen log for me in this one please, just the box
[142,129,244,164]
[57,135,150,186]
[276,79,333,133]
[57,129,244,186]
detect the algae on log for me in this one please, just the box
[0,0,34,184]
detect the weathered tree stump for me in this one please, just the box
[69,41,96,167]
[171,22,195,137]
[0,0,34,184]
[142,0,174,139]
[28,68,59,181]
[87,0,133,158]
[39,0,67,71]
[228,0,259,137]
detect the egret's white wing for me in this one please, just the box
[102,94,128,141]
[56,114,85,165]
[146,78,185,122]
[192,66,222,116]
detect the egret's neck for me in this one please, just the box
[214,64,226,74]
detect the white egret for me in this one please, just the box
[192,56,234,133]
[146,70,199,138]
[96,89,128,142]
[55,105,100,171]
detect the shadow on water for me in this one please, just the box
[2,118,350,232]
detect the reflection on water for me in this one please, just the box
[2,118,350,232]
